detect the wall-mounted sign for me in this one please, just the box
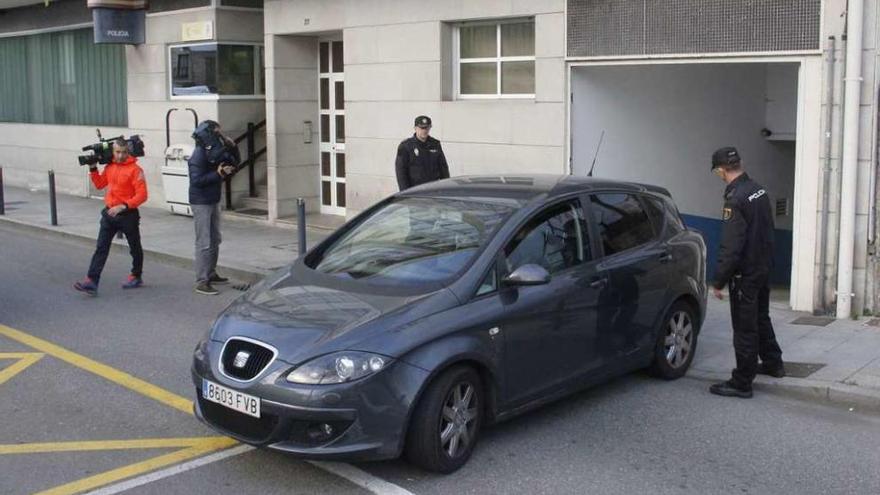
[182,21,214,42]
[88,0,148,8]
[92,8,146,45]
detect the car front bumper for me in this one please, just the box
[191,341,430,461]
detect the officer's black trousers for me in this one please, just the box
[87,208,143,284]
[729,275,783,389]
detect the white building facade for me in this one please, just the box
[1,0,878,317]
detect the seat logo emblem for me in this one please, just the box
[233,351,251,369]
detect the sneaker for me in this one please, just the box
[73,278,98,296]
[208,274,229,285]
[757,362,786,378]
[709,380,753,399]
[195,282,219,296]
[122,275,143,289]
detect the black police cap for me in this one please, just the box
[711,147,741,169]
[414,115,432,128]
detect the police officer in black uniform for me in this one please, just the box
[709,147,785,399]
[395,115,450,191]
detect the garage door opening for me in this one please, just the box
[570,62,798,290]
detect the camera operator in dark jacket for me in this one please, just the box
[188,120,240,295]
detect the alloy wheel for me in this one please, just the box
[438,381,479,458]
[664,310,693,369]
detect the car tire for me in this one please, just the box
[649,300,699,380]
[405,365,483,474]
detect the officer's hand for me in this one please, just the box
[217,165,228,178]
[221,164,236,176]
[712,287,724,300]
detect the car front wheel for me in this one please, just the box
[405,365,483,473]
[649,301,698,380]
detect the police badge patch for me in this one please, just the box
[722,207,732,221]
[414,148,419,157]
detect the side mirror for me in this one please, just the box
[502,264,551,287]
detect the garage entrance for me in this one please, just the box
[570,61,799,289]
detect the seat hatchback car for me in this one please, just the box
[192,175,707,473]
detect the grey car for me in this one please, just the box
[191,174,707,473]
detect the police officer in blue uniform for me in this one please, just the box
[709,147,785,399]
[395,115,450,191]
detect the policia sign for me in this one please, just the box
[89,0,148,45]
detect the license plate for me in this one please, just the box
[202,379,261,418]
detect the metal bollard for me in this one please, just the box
[297,198,306,255]
[0,167,5,216]
[48,170,58,226]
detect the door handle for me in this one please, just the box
[590,277,608,289]
[659,251,673,263]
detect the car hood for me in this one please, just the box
[210,266,461,364]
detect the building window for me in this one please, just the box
[456,19,535,99]
[219,0,264,7]
[0,28,127,127]
[170,43,264,98]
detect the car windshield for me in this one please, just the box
[312,197,516,286]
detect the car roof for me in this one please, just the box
[398,174,671,203]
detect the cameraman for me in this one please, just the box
[188,120,240,295]
[74,139,148,296]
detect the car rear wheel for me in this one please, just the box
[405,365,483,473]
[649,301,698,380]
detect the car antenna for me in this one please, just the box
[587,130,605,177]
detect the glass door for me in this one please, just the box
[319,39,345,216]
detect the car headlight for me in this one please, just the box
[286,351,391,385]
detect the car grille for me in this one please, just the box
[197,393,278,442]
[221,338,274,381]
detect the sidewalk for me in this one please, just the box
[1,185,880,413]
[0,185,329,283]
[693,296,880,413]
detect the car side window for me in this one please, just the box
[476,267,497,296]
[642,196,666,236]
[662,198,686,234]
[589,193,656,256]
[504,200,589,274]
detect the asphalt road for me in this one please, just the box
[2,223,879,495]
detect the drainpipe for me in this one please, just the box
[836,0,866,319]
[868,80,880,313]
[818,36,836,313]
[829,35,848,312]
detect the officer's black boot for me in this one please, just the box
[709,380,753,398]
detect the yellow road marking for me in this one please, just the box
[0,352,44,386]
[0,323,242,494]
[34,438,239,495]
[0,437,233,455]
[0,323,193,414]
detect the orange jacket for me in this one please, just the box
[90,156,148,209]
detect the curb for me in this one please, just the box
[0,216,269,285]
[688,369,880,415]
